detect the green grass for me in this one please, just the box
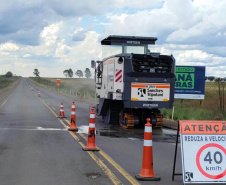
[0,75,19,89]
[161,108,224,121]
[161,82,226,120]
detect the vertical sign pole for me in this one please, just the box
[172,121,182,181]
[172,106,175,120]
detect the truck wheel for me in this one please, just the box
[119,113,134,128]
[104,106,119,124]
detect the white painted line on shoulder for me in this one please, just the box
[0,100,7,109]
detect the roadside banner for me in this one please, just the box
[180,120,226,183]
[56,79,61,86]
[175,66,205,100]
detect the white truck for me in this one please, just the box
[91,35,175,128]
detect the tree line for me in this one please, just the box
[33,68,91,78]
[206,76,226,82]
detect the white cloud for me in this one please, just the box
[40,22,61,46]
[166,0,226,45]
[0,0,225,78]
[23,54,31,58]
[0,42,19,51]
[55,39,71,57]
[176,50,214,63]
[105,13,129,24]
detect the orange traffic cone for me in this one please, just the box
[68,102,78,131]
[38,91,40,97]
[57,102,67,118]
[82,108,99,151]
[135,118,160,181]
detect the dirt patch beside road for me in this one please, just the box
[0,78,21,106]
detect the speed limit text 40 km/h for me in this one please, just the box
[180,120,226,184]
[196,143,226,180]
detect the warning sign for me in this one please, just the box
[131,83,170,101]
[180,120,226,183]
[56,79,61,86]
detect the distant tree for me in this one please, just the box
[84,68,91,78]
[33,69,40,77]
[63,69,69,78]
[5,71,13,78]
[205,76,208,81]
[208,76,215,81]
[68,68,73,78]
[75,70,83,78]
[215,77,223,82]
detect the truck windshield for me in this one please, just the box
[101,45,146,58]
[126,46,145,54]
[101,45,122,58]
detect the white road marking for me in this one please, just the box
[0,100,8,109]
[0,127,68,131]
[52,107,56,110]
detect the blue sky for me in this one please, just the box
[0,0,225,77]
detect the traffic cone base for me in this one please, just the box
[68,128,78,131]
[135,175,160,181]
[82,147,100,151]
[57,115,67,118]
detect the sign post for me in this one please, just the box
[180,120,226,183]
[56,79,60,91]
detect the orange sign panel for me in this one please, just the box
[56,79,61,86]
[180,120,226,135]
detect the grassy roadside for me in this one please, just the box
[162,82,226,120]
[0,75,20,90]
[31,77,226,121]
[30,77,96,100]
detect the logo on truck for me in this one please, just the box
[138,88,146,97]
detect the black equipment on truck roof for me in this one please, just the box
[101,35,157,46]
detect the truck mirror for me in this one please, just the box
[91,60,95,68]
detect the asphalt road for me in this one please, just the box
[0,78,183,185]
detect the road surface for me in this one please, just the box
[0,78,184,185]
